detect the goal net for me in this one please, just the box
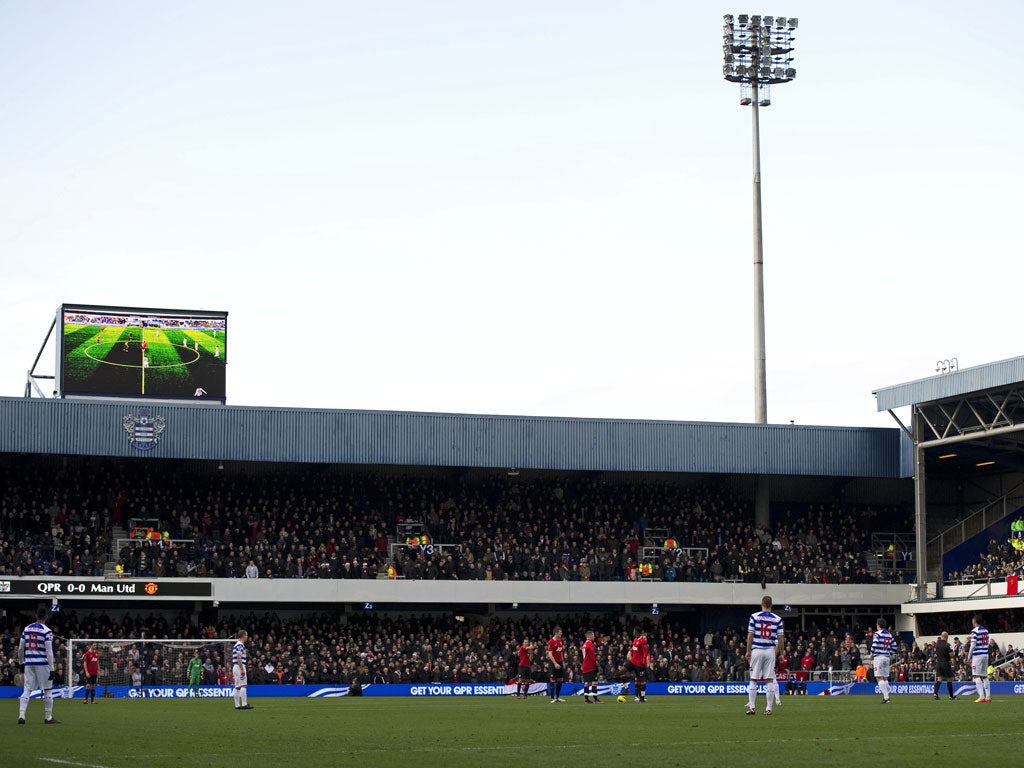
[67,638,232,699]
[826,668,857,695]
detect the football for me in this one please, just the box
[617,695,627,703]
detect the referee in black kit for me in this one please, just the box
[933,631,957,700]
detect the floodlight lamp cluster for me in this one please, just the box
[722,13,797,102]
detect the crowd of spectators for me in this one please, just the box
[0,458,909,585]
[945,536,1024,584]
[3,607,1022,690]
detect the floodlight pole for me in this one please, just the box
[723,13,798,529]
[751,80,767,425]
[722,14,797,425]
[750,80,770,530]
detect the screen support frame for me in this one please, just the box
[24,312,57,398]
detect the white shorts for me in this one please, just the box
[873,656,891,679]
[749,647,776,681]
[22,665,53,695]
[971,655,988,678]
[233,664,247,688]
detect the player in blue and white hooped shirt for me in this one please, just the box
[745,595,784,716]
[964,614,991,703]
[870,617,894,703]
[18,606,60,725]
[232,629,253,710]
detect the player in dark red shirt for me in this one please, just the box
[580,630,601,704]
[546,627,566,702]
[83,643,100,703]
[516,639,534,699]
[619,628,651,702]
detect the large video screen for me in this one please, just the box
[60,304,227,401]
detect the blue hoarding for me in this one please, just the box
[3,681,1022,699]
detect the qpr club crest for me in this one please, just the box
[123,409,166,451]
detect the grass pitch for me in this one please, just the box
[4,693,1016,768]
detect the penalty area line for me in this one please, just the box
[40,758,116,768]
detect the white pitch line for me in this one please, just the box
[40,758,115,768]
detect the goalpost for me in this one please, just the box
[67,638,233,699]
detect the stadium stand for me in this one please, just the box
[0,457,910,584]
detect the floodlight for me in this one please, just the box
[722,12,798,92]
[788,17,798,28]
[723,13,734,23]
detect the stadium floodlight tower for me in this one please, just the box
[723,14,797,531]
[722,13,797,426]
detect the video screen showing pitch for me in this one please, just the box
[61,304,227,401]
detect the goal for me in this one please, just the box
[826,667,857,695]
[67,638,233,699]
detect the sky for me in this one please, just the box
[1,0,1022,429]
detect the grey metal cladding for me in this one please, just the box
[0,397,904,478]
[874,355,1024,412]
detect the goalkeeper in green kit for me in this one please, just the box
[187,649,203,697]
